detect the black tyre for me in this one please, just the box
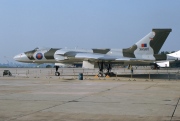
[55,72,60,76]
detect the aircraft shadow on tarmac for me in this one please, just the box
[117,74,179,80]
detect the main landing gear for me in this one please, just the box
[55,66,60,76]
[97,62,113,77]
[54,63,113,77]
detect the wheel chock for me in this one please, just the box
[94,75,99,78]
[106,75,110,78]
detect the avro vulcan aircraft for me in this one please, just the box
[14,29,172,76]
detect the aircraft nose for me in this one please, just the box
[13,53,29,62]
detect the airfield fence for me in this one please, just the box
[0,67,180,80]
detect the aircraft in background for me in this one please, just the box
[168,50,180,59]
[155,50,180,68]
[14,29,172,76]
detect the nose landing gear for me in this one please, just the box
[55,66,60,76]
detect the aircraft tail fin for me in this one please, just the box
[149,29,172,54]
[123,29,172,58]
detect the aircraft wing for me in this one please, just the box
[71,52,155,69]
[74,52,154,61]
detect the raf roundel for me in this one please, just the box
[36,53,43,60]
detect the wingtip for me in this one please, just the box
[152,28,172,32]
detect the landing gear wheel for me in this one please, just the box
[98,72,105,77]
[106,72,115,77]
[55,72,60,76]
[98,73,102,77]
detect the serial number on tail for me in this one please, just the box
[139,48,149,51]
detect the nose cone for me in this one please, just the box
[13,53,29,62]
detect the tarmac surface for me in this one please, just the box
[0,68,180,121]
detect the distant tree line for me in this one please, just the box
[159,51,175,55]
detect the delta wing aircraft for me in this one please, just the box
[14,29,172,76]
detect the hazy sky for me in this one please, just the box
[0,0,179,63]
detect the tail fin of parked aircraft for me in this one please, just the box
[123,29,172,58]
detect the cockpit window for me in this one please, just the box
[34,47,50,51]
[34,47,39,50]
